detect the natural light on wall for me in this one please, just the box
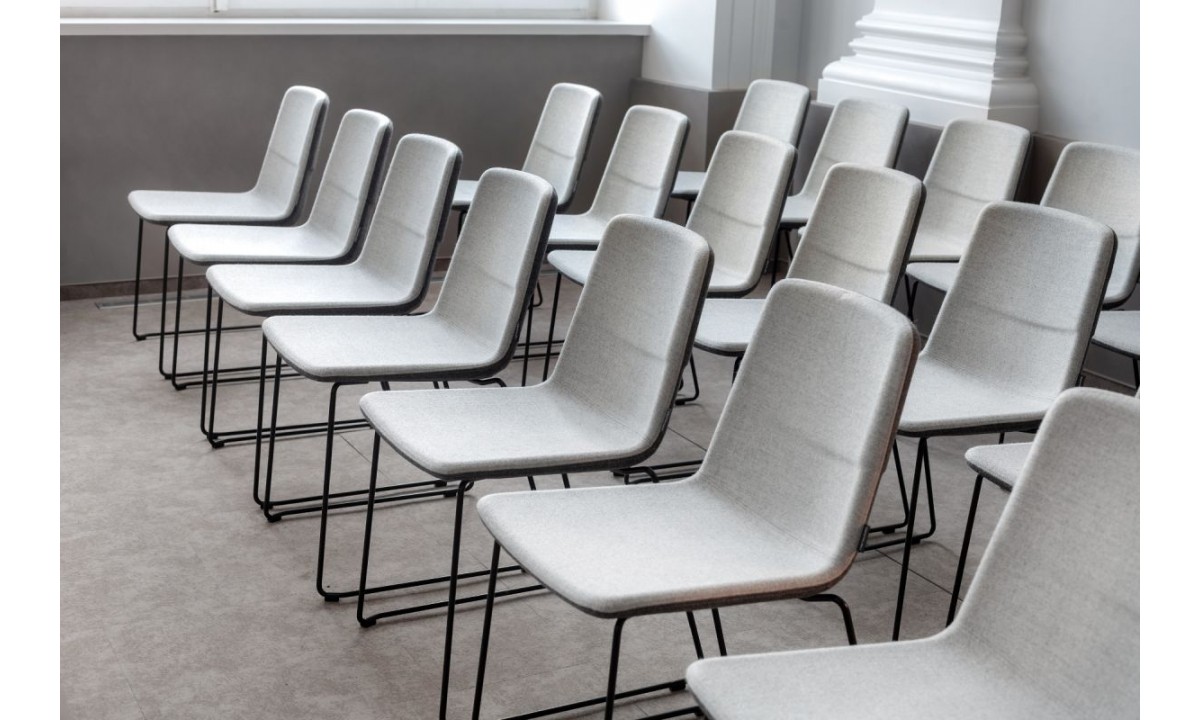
[60,0,595,19]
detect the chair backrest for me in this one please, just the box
[923,202,1115,401]
[251,86,329,220]
[689,131,796,297]
[1041,142,1140,307]
[521,83,603,209]
[695,279,919,572]
[549,215,712,459]
[946,388,1139,717]
[788,163,924,303]
[914,118,1030,255]
[587,105,689,221]
[432,169,556,366]
[791,98,908,204]
[304,109,393,256]
[356,134,462,311]
[733,79,811,148]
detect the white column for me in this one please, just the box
[817,0,1038,128]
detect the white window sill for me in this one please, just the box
[60,18,650,36]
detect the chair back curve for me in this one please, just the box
[695,279,920,579]
[303,109,393,257]
[790,98,908,207]
[946,388,1140,718]
[924,201,1116,401]
[690,130,797,297]
[548,215,713,452]
[431,168,557,368]
[914,118,1030,257]
[252,85,330,222]
[1041,142,1140,307]
[789,163,924,303]
[588,105,689,221]
[522,83,603,209]
[734,79,811,148]
[355,133,462,311]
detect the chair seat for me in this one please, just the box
[262,314,501,382]
[1091,310,1140,357]
[905,261,960,293]
[546,213,610,250]
[359,385,653,481]
[670,170,706,201]
[907,230,968,263]
[898,361,1050,436]
[128,189,290,225]
[206,263,416,316]
[169,223,346,266]
[964,441,1032,492]
[687,635,1065,720]
[450,179,478,210]
[546,249,594,285]
[778,194,815,228]
[477,480,845,617]
[693,298,765,356]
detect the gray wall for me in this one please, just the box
[61,33,643,287]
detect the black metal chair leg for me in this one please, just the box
[356,434,385,621]
[603,618,628,720]
[251,336,270,506]
[156,235,171,377]
[906,278,920,321]
[1133,357,1140,389]
[947,473,985,625]
[685,612,705,659]
[560,473,571,489]
[436,480,472,720]
[711,607,727,656]
[521,289,535,386]
[542,272,563,382]
[261,353,285,516]
[199,288,216,441]
[471,542,503,720]
[203,299,226,447]
[168,255,186,387]
[674,356,700,406]
[532,279,543,308]
[804,593,857,645]
[892,437,928,641]
[131,218,145,340]
[527,476,538,490]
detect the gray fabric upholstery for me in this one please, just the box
[694,164,923,356]
[899,202,1115,436]
[1042,142,1141,307]
[907,119,1030,262]
[262,168,555,382]
[452,83,601,211]
[671,79,810,200]
[549,131,795,297]
[476,280,918,617]
[547,105,688,250]
[128,86,328,224]
[964,441,1032,492]
[1091,310,1140,357]
[206,134,460,316]
[904,260,960,293]
[779,98,908,228]
[688,388,1139,720]
[169,109,391,266]
[357,215,711,479]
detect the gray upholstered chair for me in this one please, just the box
[349,215,712,719]
[688,388,1139,720]
[670,79,810,208]
[198,134,461,448]
[544,105,689,252]
[886,201,1115,640]
[778,98,908,231]
[1091,309,1140,386]
[254,167,555,538]
[905,141,1138,312]
[127,85,328,342]
[451,83,601,216]
[694,163,924,365]
[159,109,392,388]
[468,279,920,720]
[899,118,1030,313]
[546,130,796,395]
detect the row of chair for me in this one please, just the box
[122,79,1140,718]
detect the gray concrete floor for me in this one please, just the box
[60,273,1130,719]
